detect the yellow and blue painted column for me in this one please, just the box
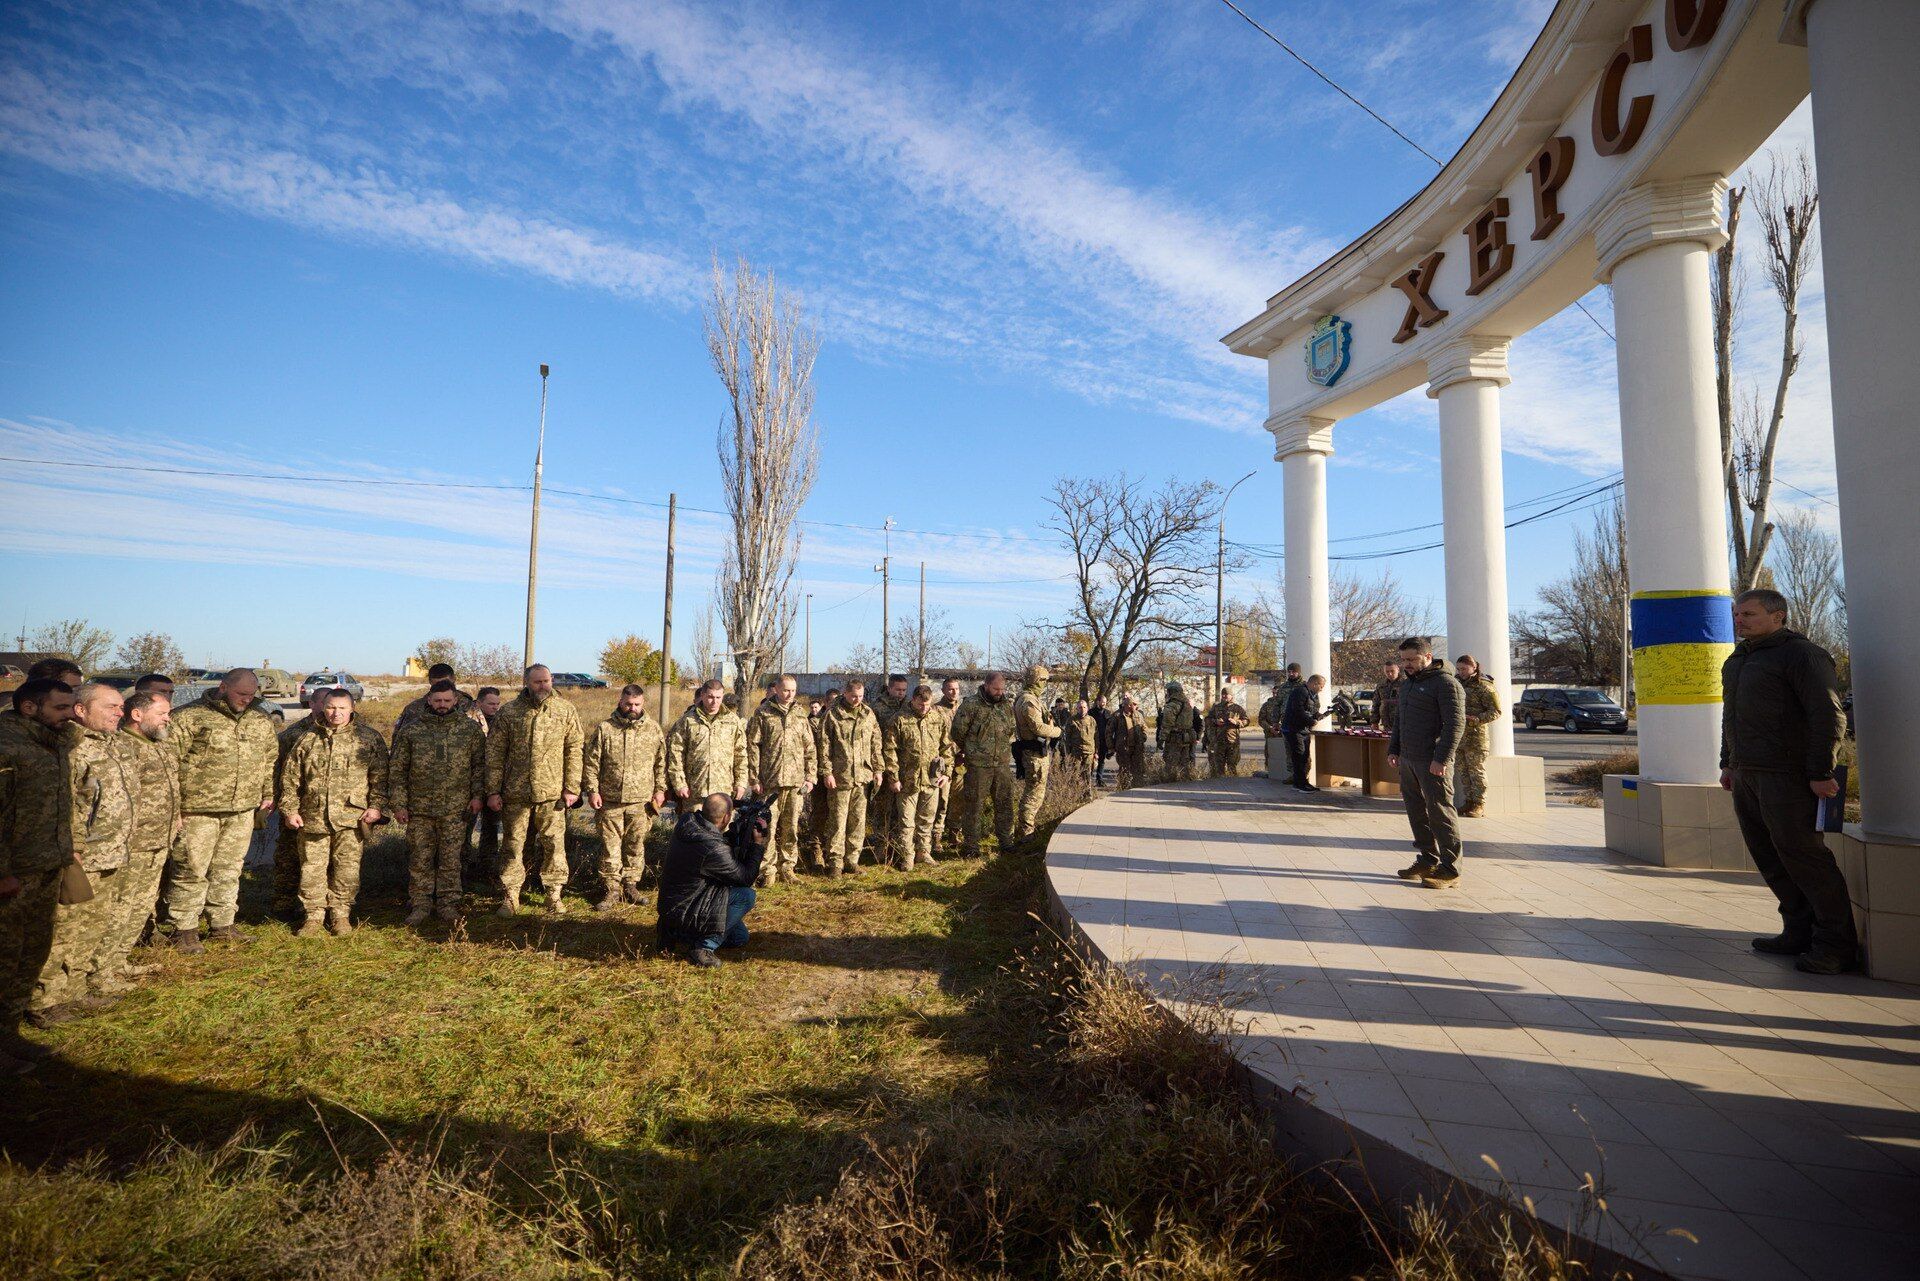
[1630,590,1735,707]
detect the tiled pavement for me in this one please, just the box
[1044,778,1920,1281]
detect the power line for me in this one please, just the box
[1773,476,1840,509]
[1230,478,1623,563]
[1228,472,1622,555]
[1214,0,1617,345]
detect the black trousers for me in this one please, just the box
[1398,759,1462,868]
[1731,768,1858,954]
[1285,730,1311,786]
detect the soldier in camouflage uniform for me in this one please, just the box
[1061,699,1098,781]
[270,714,320,918]
[747,675,816,886]
[1371,661,1405,735]
[866,675,911,865]
[1155,681,1198,780]
[1111,696,1149,790]
[0,679,75,1071]
[1452,655,1503,818]
[815,679,881,874]
[392,679,486,924]
[486,665,584,915]
[1204,692,1250,778]
[806,689,835,868]
[667,680,748,805]
[92,690,179,995]
[931,678,962,851]
[1257,684,1287,742]
[1010,665,1062,842]
[881,685,952,870]
[32,683,137,1022]
[280,688,388,937]
[394,663,482,735]
[582,683,666,908]
[163,669,278,952]
[951,672,1017,856]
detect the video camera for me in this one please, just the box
[728,796,773,857]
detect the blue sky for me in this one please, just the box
[0,0,1837,675]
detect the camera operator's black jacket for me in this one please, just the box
[658,811,763,943]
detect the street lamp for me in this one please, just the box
[1216,470,1258,698]
[524,362,550,668]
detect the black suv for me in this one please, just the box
[1515,687,1628,734]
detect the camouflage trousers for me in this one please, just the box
[273,815,300,914]
[822,782,870,871]
[1116,750,1147,791]
[1014,753,1050,841]
[1455,737,1490,815]
[807,786,831,865]
[893,787,939,869]
[33,864,121,1010]
[957,762,1015,855]
[92,844,168,991]
[165,810,255,932]
[501,801,570,897]
[595,802,651,888]
[932,770,958,847]
[1162,738,1196,780]
[867,783,898,861]
[762,787,806,882]
[298,822,366,920]
[1206,742,1241,777]
[406,813,467,911]
[0,867,60,1027]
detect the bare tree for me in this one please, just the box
[1512,498,1630,688]
[690,606,719,682]
[706,256,820,700]
[1717,150,1819,590]
[29,619,114,671]
[114,631,186,678]
[1047,474,1222,702]
[453,642,522,681]
[889,604,962,673]
[1770,508,1847,653]
[1713,183,1748,576]
[1326,569,1436,685]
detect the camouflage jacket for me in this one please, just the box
[882,707,952,793]
[1110,710,1148,765]
[171,689,278,815]
[118,726,180,854]
[933,700,963,773]
[583,710,666,805]
[0,715,70,877]
[1062,713,1099,759]
[815,699,881,786]
[1461,676,1502,749]
[666,705,748,797]
[1371,678,1404,730]
[67,723,138,873]
[1205,702,1249,750]
[394,687,485,736]
[1257,694,1286,735]
[871,693,909,738]
[280,719,390,830]
[391,708,486,817]
[486,691,584,805]
[950,691,1016,769]
[1013,679,1062,747]
[746,699,816,791]
[1156,694,1196,748]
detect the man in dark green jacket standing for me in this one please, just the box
[1388,639,1465,888]
[1720,589,1856,974]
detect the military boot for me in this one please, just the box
[546,889,568,916]
[405,907,431,927]
[435,902,460,922]
[327,910,353,936]
[621,881,646,905]
[593,887,620,912]
[206,925,251,945]
[172,928,205,955]
[497,892,520,917]
[295,918,327,939]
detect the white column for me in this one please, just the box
[1272,416,1334,686]
[1428,337,1516,758]
[1786,0,1920,839]
[1594,177,1731,786]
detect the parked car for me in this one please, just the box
[1514,687,1629,734]
[257,667,298,698]
[552,672,608,689]
[300,671,366,706]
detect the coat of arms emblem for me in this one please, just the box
[1305,314,1352,388]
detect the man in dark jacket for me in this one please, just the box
[1089,696,1112,785]
[1720,589,1856,974]
[656,794,766,967]
[1280,674,1330,793]
[1388,638,1466,888]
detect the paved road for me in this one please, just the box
[1513,723,1636,796]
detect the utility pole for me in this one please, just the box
[918,561,927,680]
[523,363,550,668]
[659,492,676,722]
[1216,471,1257,700]
[876,517,894,679]
[986,624,992,670]
[805,593,813,674]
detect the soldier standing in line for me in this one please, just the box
[1062,698,1098,782]
[815,678,880,875]
[269,712,320,920]
[867,675,910,866]
[1372,660,1406,735]
[1012,664,1062,842]
[162,669,277,953]
[280,688,387,937]
[486,665,584,916]
[391,679,486,925]
[1155,681,1198,780]
[951,672,1016,856]
[667,679,748,810]
[395,662,482,735]
[469,686,503,884]
[581,683,666,908]
[0,678,76,1072]
[1089,694,1112,785]
[881,684,950,871]
[1452,655,1502,818]
[92,690,178,996]
[805,687,836,869]
[133,672,175,704]
[1204,690,1250,778]
[30,683,137,1025]
[931,678,962,851]
[1111,696,1149,791]
[746,675,815,887]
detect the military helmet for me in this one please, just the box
[1165,680,1185,697]
[1025,663,1050,686]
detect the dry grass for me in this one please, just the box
[1553,751,1639,806]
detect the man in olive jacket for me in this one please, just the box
[746,675,816,887]
[1387,640,1466,888]
[485,665,584,916]
[581,684,667,908]
[280,688,388,936]
[163,669,278,949]
[1720,589,1856,974]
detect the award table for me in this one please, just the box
[1311,730,1399,798]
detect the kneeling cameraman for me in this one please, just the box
[657,792,768,967]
